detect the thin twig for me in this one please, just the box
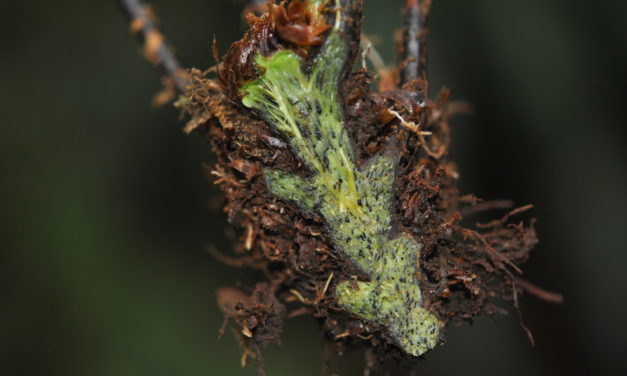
[398,0,431,99]
[118,0,188,93]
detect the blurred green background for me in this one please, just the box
[1,0,626,375]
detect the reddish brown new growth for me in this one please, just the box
[218,12,274,101]
[274,0,331,46]
[218,1,333,101]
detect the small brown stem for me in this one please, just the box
[118,0,188,93]
[460,199,515,217]
[398,0,431,100]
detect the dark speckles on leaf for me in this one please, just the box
[238,8,440,357]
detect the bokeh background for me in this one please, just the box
[2,0,626,375]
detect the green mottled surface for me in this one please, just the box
[239,2,440,356]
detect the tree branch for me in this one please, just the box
[118,0,188,93]
[398,0,431,99]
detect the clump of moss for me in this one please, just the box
[177,0,538,368]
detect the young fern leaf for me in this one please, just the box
[240,1,441,356]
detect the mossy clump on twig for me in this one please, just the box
[177,0,538,369]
